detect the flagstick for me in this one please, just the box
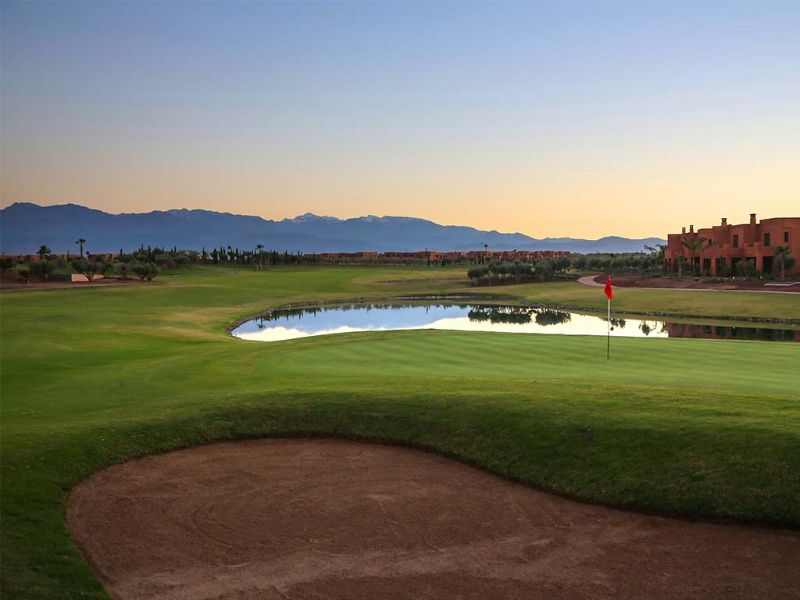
[606,297,611,360]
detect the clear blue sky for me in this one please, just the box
[2,1,798,237]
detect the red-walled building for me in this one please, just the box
[665,214,800,277]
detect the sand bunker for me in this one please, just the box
[68,439,800,599]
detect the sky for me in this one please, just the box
[1,1,798,239]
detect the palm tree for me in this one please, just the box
[75,238,86,258]
[675,254,687,277]
[775,245,794,281]
[681,235,707,276]
[645,244,668,273]
[37,245,51,259]
[255,244,264,270]
[699,239,715,276]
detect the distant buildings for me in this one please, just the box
[288,249,570,265]
[665,214,800,276]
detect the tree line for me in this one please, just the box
[467,251,668,285]
[0,244,201,283]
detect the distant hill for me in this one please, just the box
[0,203,665,255]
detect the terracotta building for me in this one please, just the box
[665,214,800,277]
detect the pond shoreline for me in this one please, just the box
[227,293,800,334]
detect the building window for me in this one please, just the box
[764,232,771,247]
[733,234,739,248]
[786,231,790,243]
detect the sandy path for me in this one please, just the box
[578,275,605,287]
[67,439,800,600]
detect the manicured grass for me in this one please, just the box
[353,269,800,320]
[472,280,800,321]
[1,266,799,598]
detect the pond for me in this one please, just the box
[231,303,799,343]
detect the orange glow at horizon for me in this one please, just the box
[2,155,797,239]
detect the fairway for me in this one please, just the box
[2,266,800,599]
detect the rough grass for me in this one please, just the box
[1,265,799,598]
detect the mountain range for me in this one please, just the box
[0,203,665,255]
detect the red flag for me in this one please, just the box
[604,276,613,301]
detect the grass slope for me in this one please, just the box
[2,266,799,598]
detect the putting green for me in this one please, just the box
[2,266,799,598]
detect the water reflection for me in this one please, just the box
[664,322,798,342]
[231,303,799,343]
[465,307,572,326]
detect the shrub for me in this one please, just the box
[114,262,131,280]
[28,260,54,281]
[154,254,175,269]
[551,272,579,281]
[14,264,31,283]
[0,257,15,273]
[534,259,553,282]
[467,265,489,282]
[570,255,587,270]
[132,262,160,281]
[71,259,108,282]
[734,259,757,279]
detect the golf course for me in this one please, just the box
[2,265,799,598]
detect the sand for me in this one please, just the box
[67,439,800,599]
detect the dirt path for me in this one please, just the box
[578,275,605,287]
[67,439,800,600]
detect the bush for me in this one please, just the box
[154,254,175,269]
[570,255,587,270]
[28,260,54,281]
[467,265,489,282]
[173,255,189,268]
[114,262,131,280]
[534,259,553,282]
[779,257,796,278]
[551,272,580,281]
[13,264,31,283]
[734,259,757,279]
[468,259,579,286]
[132,262,160,281]
[71,259,108,282]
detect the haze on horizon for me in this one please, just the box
[1,1,798,239]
